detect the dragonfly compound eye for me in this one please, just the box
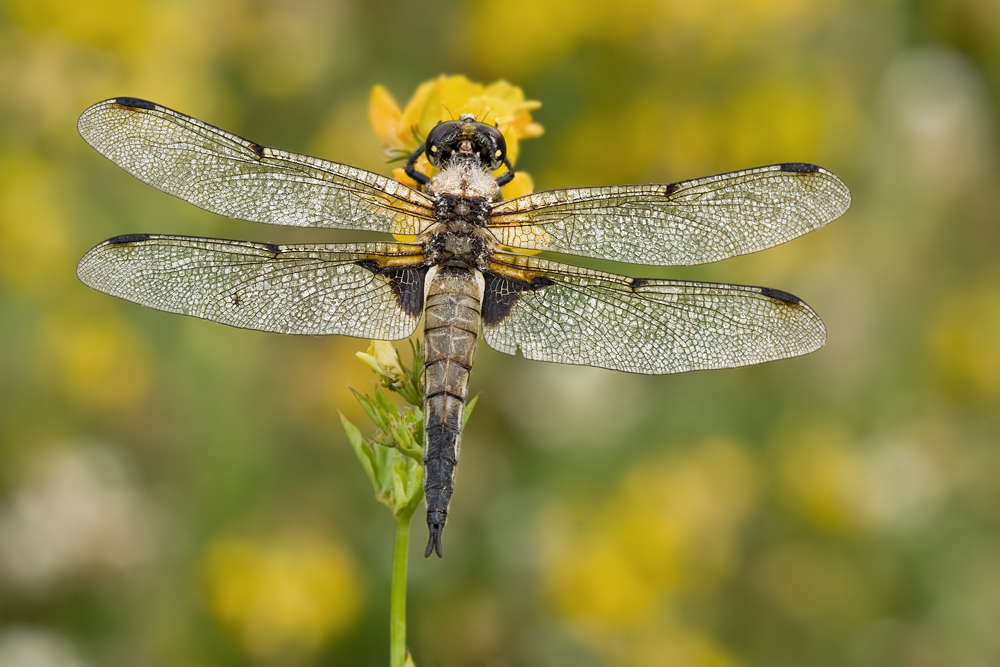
[476,124,507,171]
[425,120,463,168]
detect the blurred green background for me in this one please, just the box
[2,0,999,665]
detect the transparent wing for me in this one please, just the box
[489,163,850,265]
[78,98,435,235]
[78,234,426,338]
[481,252,826,374]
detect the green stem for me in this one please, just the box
[390,513,411,667]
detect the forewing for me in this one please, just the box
[78,98,435,235]
[481,252,826,374]
[489,163,850,265]
[77,235,426,339]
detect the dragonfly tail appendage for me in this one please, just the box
[425,510,447,558]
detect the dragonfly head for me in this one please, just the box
[424,114,507,172]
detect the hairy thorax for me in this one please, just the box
[422,162,502,268]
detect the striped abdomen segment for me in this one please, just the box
[423,265,484,557]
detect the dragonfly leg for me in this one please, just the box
[494,156,515,187]
[405,144,430,188]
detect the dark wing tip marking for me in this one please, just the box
[663,182,681,196]
[630,277,649,290]
[247,141,266,158]
[106,232,151,245]
[778,162,821,174]
[759,286,803,304]
[262,242,281,255]
[111,97,157,110]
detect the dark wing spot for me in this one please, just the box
[107,233,151,245]
[388,266,428,318]
[113,97,156,110]
[760,286,802,304]
[247,142,265,158]
[356,260,427,318]
[662,182,681,196]
[482,270,554,325]
[630,277,649,290]
[261,242,281,255]
[778,162,820,174]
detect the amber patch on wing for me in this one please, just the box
[362,244,426,268]
[492,224,552,254]
[349,177,434,237]
[487,194,553,254]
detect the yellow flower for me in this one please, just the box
[356,340,405,387]
[369,75,542,199]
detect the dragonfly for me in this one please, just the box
[77,97,851,557]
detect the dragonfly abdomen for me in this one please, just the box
[422,265,484,558]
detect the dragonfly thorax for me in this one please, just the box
[426,161,502,204]
[423,219,493,268]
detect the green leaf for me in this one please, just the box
[340,412,377,487]
[463,394,479,428]
[375,386,398,416]
[352,388,387,430]
[396,339,425,407]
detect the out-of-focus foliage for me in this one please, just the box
[1,0,999,665]
[201,530,361,662]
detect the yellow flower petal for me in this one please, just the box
[501,171,534,201]
[399,78,441,145]
[368,84,403,150]
[390,166,424,191]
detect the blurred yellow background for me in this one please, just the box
[2,0,999,665]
